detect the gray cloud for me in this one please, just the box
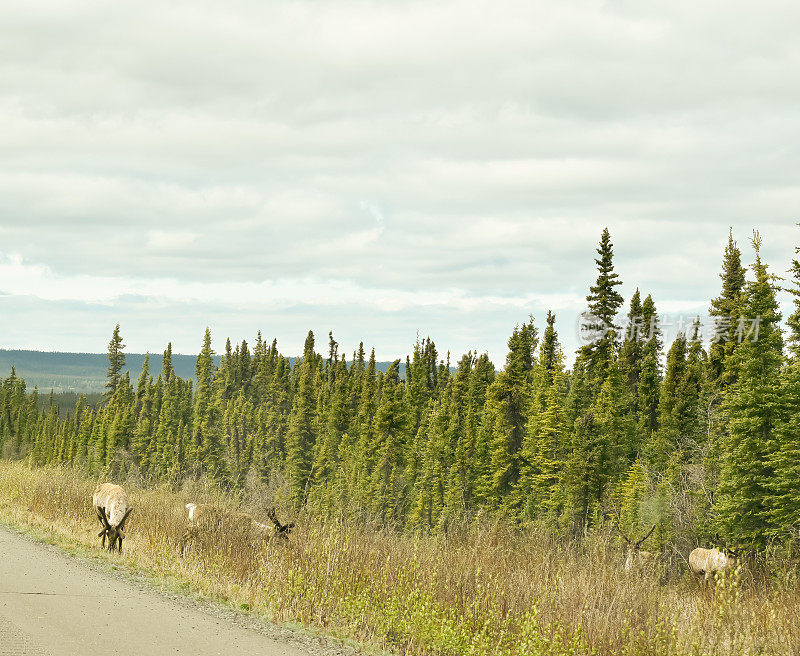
[0,0,798,363]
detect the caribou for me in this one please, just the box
[614,522,657,571]
[689,547,737,581]
[92,483,133,553]
[180,503,293,554]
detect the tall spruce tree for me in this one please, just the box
[486,318,537,515]
[286,331,319,507]
[370,360,407,524]
[770,225,800,536]
[619,290,644,395]
[771,362,800,538]
[786,223,800,360]
[636,294,662,439]
[192,328,226,481]
[104,324,126,401]
[716,233,783,548]
[709,229,747,388]
[443,353,478,521]
[520,313,566,521]
[562,360,601,532]
[581,228,624,386]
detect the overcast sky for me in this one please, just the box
[0,0,798,364]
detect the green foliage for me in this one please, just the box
[104,324,126,401]
[787,223,800,361]
[715,233,784,548]
[285,331,319,506]
[770,362,800,537]
[486,319,537,515]
[708,229,747,388]
[581,227,624,385]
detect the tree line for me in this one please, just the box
[1,227,799,552]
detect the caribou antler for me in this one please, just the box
[610,508,632,545]
[96,506,111,537]
[613,520,632,545]
[612,509,655,551]
[266,507,294,539]
[117,507,134,540]
[635,524,657,550]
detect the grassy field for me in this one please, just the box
[0,460,797,656]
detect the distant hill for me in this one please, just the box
[0,349,407,394]
[0,349,207,393]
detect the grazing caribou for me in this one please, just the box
[180,503,293,554]
[689,547,737,581]
[266,507,295,541]
[92,483,133,553]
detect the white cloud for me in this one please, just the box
[0,0,798,360]
[146,230,198,250]
[0,251,584,312]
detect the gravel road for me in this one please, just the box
[0,524,343,656]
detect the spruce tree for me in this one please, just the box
[786,223,800,360]
[636,294,662,440]
[162,342,174,383]
[539,311,561,379]
[409,398,448,531]
[709,229,747,387]
[562,364,601,532]
[370,360,407,524]
[619,290,643,394]
[640,294,662,358]
[310,354,350,511]
[770,363,800,537]
[443,353,479,521]
[192,328,226,481]
[465,353,496,508]
[649,334,688,470]
[135,353,150,416]
[285,331,319,506]
[104,324,126,401]
[486,319,537,515]
[593,361,637,496]
[581,228,624,386]
[520,316,566,521]
[716,233,783,548]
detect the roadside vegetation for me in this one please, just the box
[1,460,799,656]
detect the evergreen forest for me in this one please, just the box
[2,227,799,553]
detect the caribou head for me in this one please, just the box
[266,507,294,540]
[97,505,133,552]
[614,521,657,571]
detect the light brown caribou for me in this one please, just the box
[92,483,133,553]
[689,547,737,581]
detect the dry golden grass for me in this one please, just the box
[0,460,797,656]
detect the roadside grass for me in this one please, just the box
[0,460,797,656]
